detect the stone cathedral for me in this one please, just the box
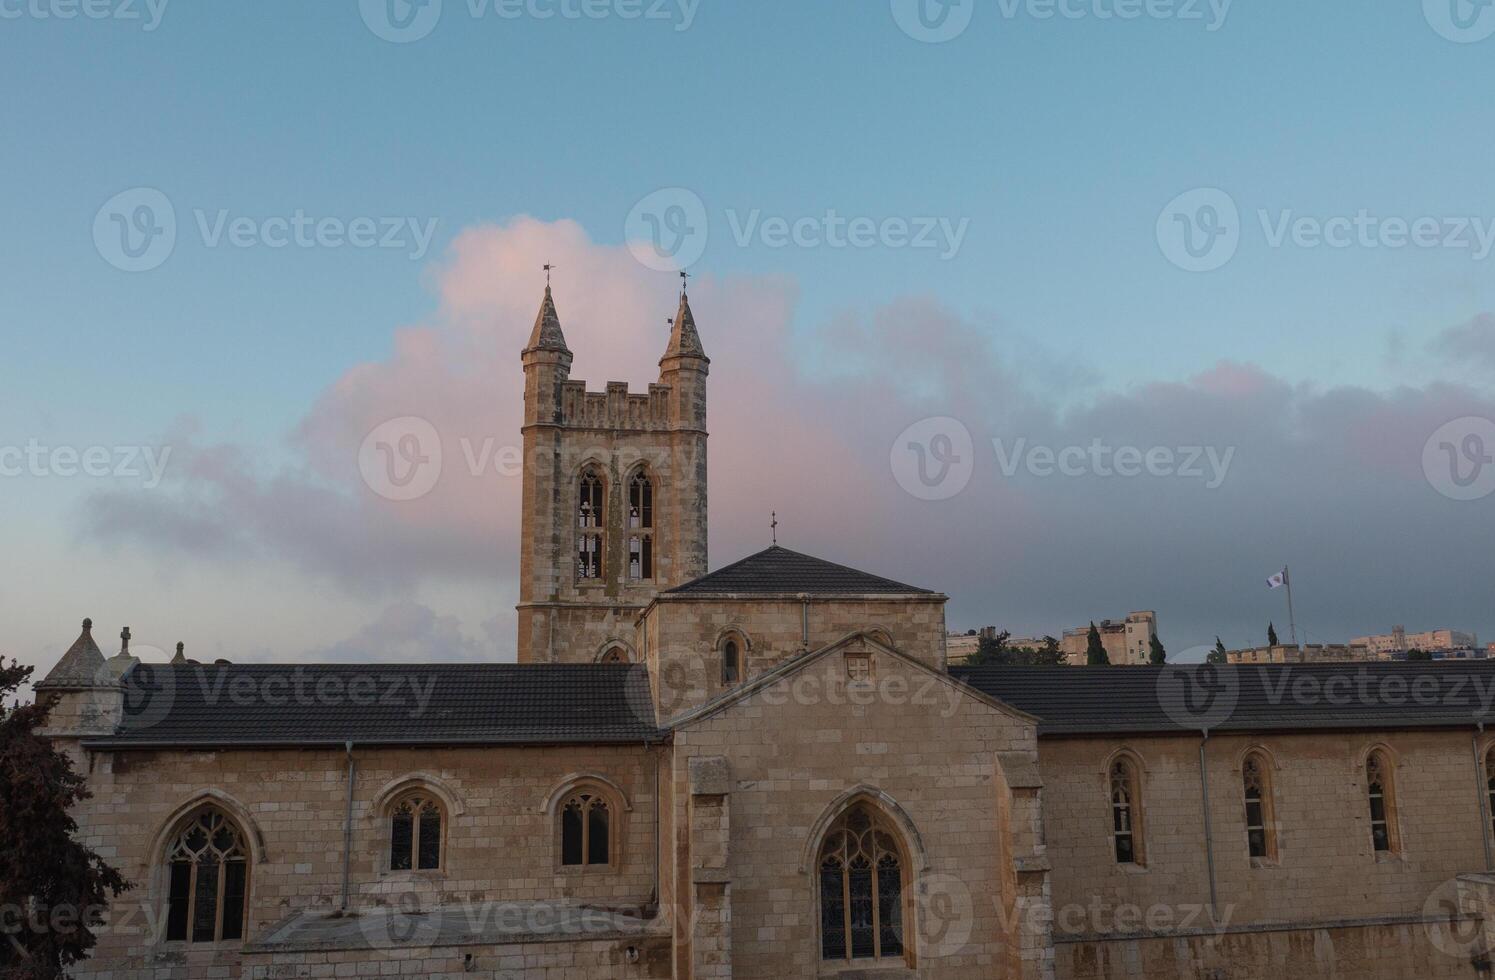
[36,283,1495,979]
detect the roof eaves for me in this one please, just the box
[82,732,670,751]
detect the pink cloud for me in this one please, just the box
[81,220,1495,657]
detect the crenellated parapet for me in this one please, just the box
[560,380,676,431]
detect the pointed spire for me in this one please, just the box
[526,284,569,353]
[172,642,186,665]
[36,617,111,690]
[663,290,707,360]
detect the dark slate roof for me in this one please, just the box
[665,546,935,596]
[951,662,1495,737]
[84,663,661,749]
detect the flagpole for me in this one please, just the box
[1284,565,1298,648]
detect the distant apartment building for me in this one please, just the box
[1387,647,1490,661]
[1352,625,1479,656]
[1227,643,1373,665]
[945,629,984,664]
[946,627,1061,664]
[1227,636,1488,665]
[1059,611,1157,666]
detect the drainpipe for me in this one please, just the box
[650,740,662,917]
[799,594,810,650]
[341,741,356,912]
[1476,724,1492,872]
[1198,731,1219,924]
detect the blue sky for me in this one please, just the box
[5,1,1495,673]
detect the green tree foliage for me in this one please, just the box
[1086,622,1110,666]
[967,632,1067,667]
[965,630,1011,667]
[0,660,129,979]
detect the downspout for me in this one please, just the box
[800,594,810,650]
[1198,731,1219,924]
[651,740,662,917]
[1476,724,1492,872]
[341,740,356,912]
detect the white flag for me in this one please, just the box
[1267,570,1286,589]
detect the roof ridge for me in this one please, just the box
[137,662,646,670]
[665,545,933,596]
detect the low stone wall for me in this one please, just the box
[239,936,674,980]
[67,935,673,980]
[1055,916,1486,979]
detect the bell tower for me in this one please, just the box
[516,285,709,663]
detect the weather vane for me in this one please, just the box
[771,511,778,546]
[679,270,691,297]
[544,263,556,286]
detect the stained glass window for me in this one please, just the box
[164,807,249,944]
[818,805,906,962]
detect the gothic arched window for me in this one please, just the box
[389,792,443,872]
[577,468,604,581]
[1110,756,1144,866]
[560,790,614,867]
[1366,749,1400,855]
[600,646,629,664]
[164,807,250,944]
[818,804,907,963]
[1485,746,1495,843]
[1242,751,1277,861]
[627,471,654,581]
[721,639,741,686]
